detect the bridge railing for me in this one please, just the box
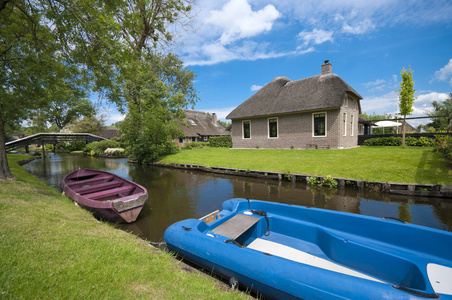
[5,133,107,151]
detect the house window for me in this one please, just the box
[351,115,354,136]
[313,112,326,137]
[345,97,348,107]
[179,138,184,143]
[243,120,251,139]
[188,119,196,125]
[203,136,208,141]
[343,113,347,136]
[268,118,278,138]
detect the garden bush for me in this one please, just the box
[364,136,434,147]
[103,148,125,156]
[183,142,209,149]
[83,140,122,156]
[363,137,402,146]
[434,135,452,162]
[209,136,232,148]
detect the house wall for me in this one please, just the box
[231,107,359,149]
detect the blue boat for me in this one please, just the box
[164,199,452,299]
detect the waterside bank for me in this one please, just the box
[0,154,249,299]
[153,162,452,198]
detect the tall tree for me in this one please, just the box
[47,0,198,163]
[428,93,452,132]
[0,0,77,180]
[1,0,198,180]
[397,66,416,147]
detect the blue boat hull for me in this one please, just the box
[164,199,452,299]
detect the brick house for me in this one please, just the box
[174,109,230,147]
[226,61,363,149]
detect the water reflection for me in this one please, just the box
[22,153,452,242]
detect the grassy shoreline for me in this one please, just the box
[158,146,452,185]
[0,154,249,299]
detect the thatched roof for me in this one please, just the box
[180,110,229,137]
[227,73,362,120]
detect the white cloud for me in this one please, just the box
[361,91,398,115]
[361,91,449,126]
[363,79,386,88]
[178,1,452,66]
[207,0,281,45]
[185,42,313,66]
[416,92,449,105]
[250,84,263,91]
[342,18,375,34]
[431,58,452,86]
[298,29,334,47]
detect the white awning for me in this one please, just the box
[373,121,403,128]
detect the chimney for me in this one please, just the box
[211,113,217,126]
[321,60,332,75]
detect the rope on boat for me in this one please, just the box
[246,198,271,236]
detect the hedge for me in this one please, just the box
[363,136,434,147]
[209,136,232,148]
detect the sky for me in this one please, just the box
[104,0,452,128]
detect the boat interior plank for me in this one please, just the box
[86,185,135,200]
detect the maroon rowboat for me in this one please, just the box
[62,168,148,223]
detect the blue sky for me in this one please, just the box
[105,0,452,127]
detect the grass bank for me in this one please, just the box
[158,146,452,185]
[0,154,249,299]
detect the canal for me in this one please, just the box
[22,153,452,242]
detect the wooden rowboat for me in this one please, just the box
[62,168,148,223]
[164,198,452,299]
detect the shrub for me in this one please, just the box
[307,176,320,186]
[364,136,434,147]
[418,136,435,147]
[209,136,232,148]
[434,135,452,162]
[321,175,338,188]
[103,148,125,156]
[184,142,208,149]
[363,137,402,146]
[405,136,420,146]
[83,140,121,156]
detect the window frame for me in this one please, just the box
[343,112,347,136]
[242,120,251,139]
[312,112,327,137]
[268,117,278,139]
[351,114,354,136]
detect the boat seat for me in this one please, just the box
[212,214,260,240]
[66,175,114,186]
[72,180,123,194]
[85,185,135,200]
[248,238,383,283]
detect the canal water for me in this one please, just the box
[22,153,452,242]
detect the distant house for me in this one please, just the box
[226,61,363,149]
[174,109,230,147]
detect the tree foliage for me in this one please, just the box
[428,93,452,132]
[397,66,416,147]
[0,0,198,179]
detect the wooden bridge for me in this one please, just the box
[5,133,107,152]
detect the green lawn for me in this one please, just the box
[0,154,249,300]
[158,146,452,185]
